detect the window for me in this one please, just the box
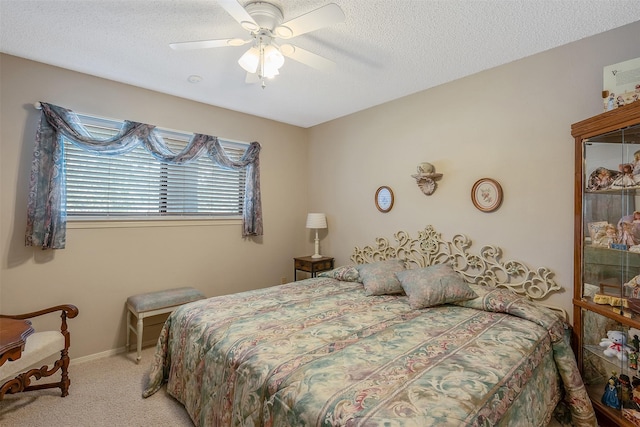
[63,114,247,219]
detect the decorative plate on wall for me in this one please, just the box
[471,178,503,212]
[375,186,394,213]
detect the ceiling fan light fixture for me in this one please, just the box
[238,46,260,73]
[264,45,284,68]
[261,44,284,78]
[169,1,345,87]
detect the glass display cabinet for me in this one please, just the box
[573,101,640,426]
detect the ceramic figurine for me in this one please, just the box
[620,374,632,404]
[602,372,621,409]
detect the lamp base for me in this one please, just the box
[312,233,322,259]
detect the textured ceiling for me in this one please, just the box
[1,0,640,128]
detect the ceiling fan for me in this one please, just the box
[170,1,345,87]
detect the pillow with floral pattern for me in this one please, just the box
[396,264,477,309]
[317,265,361,282]
[356,259,406,295]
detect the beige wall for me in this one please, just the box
[0,55,309,358]
[2,21,640,360]
[308,21,640,317]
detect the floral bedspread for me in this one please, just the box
[143,278,596,427]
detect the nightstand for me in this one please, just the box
[294,256,334,281]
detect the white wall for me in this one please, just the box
[308,21,640,318]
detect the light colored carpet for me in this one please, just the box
[0,347,193,427]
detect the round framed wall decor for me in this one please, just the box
[375,186,394,213]
[471,178,503,212]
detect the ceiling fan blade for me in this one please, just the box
[280,44,336,72]
[170,38,250,50]
[217,0,259,31]
[275,3,345,39]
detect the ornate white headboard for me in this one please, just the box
[350,225,562,302]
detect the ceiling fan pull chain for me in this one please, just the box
[260,37,264,78]
[259,37,265,83]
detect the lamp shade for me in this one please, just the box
[306,213,327,229]
[263,44,284,78]
[238,47,259,73]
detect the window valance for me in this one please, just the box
[26,102,262,249]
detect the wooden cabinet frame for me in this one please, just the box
[572,102,640,426]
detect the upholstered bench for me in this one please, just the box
[126,287,205,363]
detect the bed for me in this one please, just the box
[142,225,596,426]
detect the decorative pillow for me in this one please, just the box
[396,264,478,309]
[356,259,406,295]
[317,265,361,282]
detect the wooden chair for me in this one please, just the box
[0,304,79,399]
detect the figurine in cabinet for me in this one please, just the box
[611,163,640,189]
[621,374,633,405]
[592,223,619,247]
[621,221,639,246]
[602,373,621,409]
[610,163,639,189]
[632,150,640,175]
[617,212,640,247]
[626,276,640,299]
[587,167,618,191]
[631,377,640,410]
[618,211,640,228]
[601,330,631,361]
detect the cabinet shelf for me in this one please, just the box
[587,188,640,194]
[575,299,640,330]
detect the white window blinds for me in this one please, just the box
[64,114,247,218]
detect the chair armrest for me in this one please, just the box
[0,304,78,321]
[0,305,78,349]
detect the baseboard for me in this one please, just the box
[71,338,158,365]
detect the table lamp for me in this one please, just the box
[306,213,327,258]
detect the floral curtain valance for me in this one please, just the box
[26,102,262,250]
